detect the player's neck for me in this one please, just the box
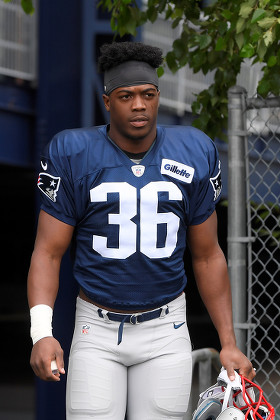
[107,126,156,154]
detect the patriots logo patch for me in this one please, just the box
[37,173,61,202]
[210,161,222,201]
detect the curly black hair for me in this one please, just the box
[98,42,163,73]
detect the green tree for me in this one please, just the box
[6,0,280,139]
[98,0,280,140]
[2,0,34,14]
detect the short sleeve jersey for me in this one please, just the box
[37,125,222,311]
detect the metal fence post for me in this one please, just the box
[227,86,248,354]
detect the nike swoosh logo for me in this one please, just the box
[173,322,185,329]
[41,160,47,171]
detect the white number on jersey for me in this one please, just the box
[90,181,182,259]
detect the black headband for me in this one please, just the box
[104,60,159,95]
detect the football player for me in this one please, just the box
[28,42,255,420]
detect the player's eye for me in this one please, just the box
[120,94,131,100]
[145,92,155,98]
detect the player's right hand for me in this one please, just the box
[30,336,65,381]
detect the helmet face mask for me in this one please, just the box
[192,370,275,420]
[232,376,275,420]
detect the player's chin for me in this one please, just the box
[127,124,154,140]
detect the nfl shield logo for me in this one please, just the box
[131,165,145,177]
[81,324,90,335]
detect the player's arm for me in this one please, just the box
[187,211,255,381]
[27,209,74,381]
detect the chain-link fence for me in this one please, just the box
[228,87,280,417]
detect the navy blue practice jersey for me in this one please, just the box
[37,125,222,311]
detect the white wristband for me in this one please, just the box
[30,304,53,345]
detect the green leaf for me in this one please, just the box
[221,10,232,20]
[208,50,219,65]
[251,8,266,24]
[21,0,34,14]
[192,51,207,71]
[235,32,245,49]
[157,66,165,78]
[116,6,139,37]
[110,16,117,31]
[172,7,183,19]
[172,16,182,29]
[215,37,227,51]
[211,96,219,106]
[257,79,271,95]
[191,100,201,115]
[263,28,273,46]
[228,38,234,55]
[257,17,277,29]
[173,39,186,59]
[267,55,277,67]
[218,21,228,36]
[124,20,137,36]
[240,43,255,57]
[166,51,178,73]
[199,33,212,49]
[178,55,188,67]
[267,72,280,94]
[158,0,167,13]
[147,6,158,23]
[239,3,253,19]
[257,38,267,60]
[236,17,246,34]
[165,6,173,20]
[247,0,258,7]
[250,30,261,43]
[259,0,270,7]
[192,111,211,129]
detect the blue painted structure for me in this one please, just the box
[33,1,82,418]
[0,83,36,167]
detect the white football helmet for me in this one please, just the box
[192,369,275,420]
[217,407,246,420]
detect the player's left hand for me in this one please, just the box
[220,345,256,381]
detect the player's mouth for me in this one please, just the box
[129,116,149,128]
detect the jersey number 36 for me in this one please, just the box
[90,181,183,259]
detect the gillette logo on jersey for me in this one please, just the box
[161,159,195,184]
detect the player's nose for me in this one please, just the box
[131,94,146,110]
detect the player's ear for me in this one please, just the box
[102,94,110,111]
[156,89,160,109]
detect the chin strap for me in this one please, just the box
[218,369,242,411]
[222,383,234,411]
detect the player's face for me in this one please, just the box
[102,84,160,152]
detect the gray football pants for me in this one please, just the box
[66,293,192,420]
